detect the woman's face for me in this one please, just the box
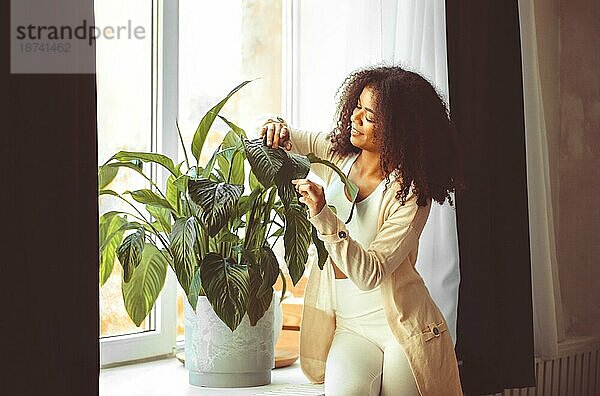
[350,85,380,152]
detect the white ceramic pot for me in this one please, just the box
[184,293,276,388]
[272,290,284,349]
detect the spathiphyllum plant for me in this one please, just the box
[98,80,358,331]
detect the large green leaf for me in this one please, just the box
[100,220,148,252]
[221,129,242,149]
[306,153,359,222]
[218,115,248,139]
[283,204,312,285]
[98,160,144,190]
[110,151,181,178]
[121,244,169,327]
[311,225,328,270]
[201,147,221,180]
[169,217,199,294]
[166,165,183,213]
[286,153,312,179]
[173,174,190,194]
[99,210,124,224]
[278,267,287,304]
[217,131,245,185]
[191,80,253,164]
[306,153,358,199]
[247,261,266,326]
[146,205,172,235]
[242,138,287,187]
[187,178,244,237]
[246,246,279,326]
[200,252,249,331]
[187,266,203,310]
[258,246,279,299]
[262,187,278,223]
[276,181,295,210]
[149,220,169,234]
[99,214,127,286]
[100,161,146,191]
[117,228,146,283]
[124,189,176,215]
[216,231,241,244]
[237,188,263,215]
[275,152,310,209]
[249,169,263,191]
[98,189,120,198]
[98,164,119,190]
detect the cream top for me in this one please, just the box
[325,153,387,252]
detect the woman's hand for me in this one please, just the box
[292,178,326,217]
[260,117,292,150]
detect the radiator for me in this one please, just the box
[489,338,600,396]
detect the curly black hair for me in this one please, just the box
[329,64,466,207]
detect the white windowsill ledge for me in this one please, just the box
[100,357,324,396]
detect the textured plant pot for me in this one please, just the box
[272,291,284,348]
[184,293,276,388]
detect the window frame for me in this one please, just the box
[99,0,179,367]
[101,0,302,364]
[282,0,298,124]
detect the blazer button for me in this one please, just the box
[432,326,440,336]
[338,230,347,239]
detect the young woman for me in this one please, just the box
[261,65,465,396]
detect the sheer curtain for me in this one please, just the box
[518,0,565,359]
[291,0,383,130]
[383,0,459,345]
[291,0,460,345]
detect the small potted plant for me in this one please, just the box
[98,80,357,387]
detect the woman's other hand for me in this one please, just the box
[292,178,326,217]
[260,117,292,150]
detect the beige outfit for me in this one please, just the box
[288,126,463,396]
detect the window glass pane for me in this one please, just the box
[176,0,282,341]
[96,0,153,338]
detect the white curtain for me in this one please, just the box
[292,0,384,130]
[291,0,460,345]
[383,0,460,346]
[518,0,565,359]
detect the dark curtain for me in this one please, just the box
[445,1,536,395]
[2,2,99,395]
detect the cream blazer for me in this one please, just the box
[288,126,463,396]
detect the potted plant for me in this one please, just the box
[98,80,357,387]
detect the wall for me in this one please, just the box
[553,0,599,337]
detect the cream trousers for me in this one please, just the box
[324,278,420,396]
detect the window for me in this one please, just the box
[176,0,283,343]
[97,0,178,366]
[98,0,315,363]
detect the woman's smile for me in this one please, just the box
[349,85,380,152]
[351,126,363,136]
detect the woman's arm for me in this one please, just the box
[308,191,431,290]
[261,118,341,184]
[286,126,332,159]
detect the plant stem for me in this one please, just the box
[273,232,282,247]
[111,192,174,258]
[226,150,235,184]
[117,163,171,203]
[176,118,191,171]
[265,214,276,242]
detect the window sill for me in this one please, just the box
[100,357,324,396]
